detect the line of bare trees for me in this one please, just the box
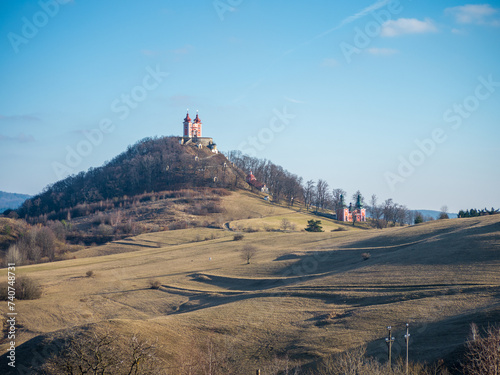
[228,152,419,227]
[226,151,303,205]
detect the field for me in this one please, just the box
[1,191,499,373]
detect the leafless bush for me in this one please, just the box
[86,270,94,278]
[243,227,259,233]
[281,218,296,232]
[316,346,450,375]
[316,346,379,375]
[175,333,235,375]
[36,226,57,260]
[17,226,56,262]
[149,279,161,289]
[0,276,42,300]
[97,224,114,236]
[260,354,301,375]
[116,219,135,234]
[41,325,165,374]
[169,221,188,230]
[47,220,66,241]
[5,244,25,266]
[463,323,500,375]
[233,233,244,241]
[332,226,347,232]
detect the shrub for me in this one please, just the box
[332,226,347,232]
[86,270,94,277]
[280,218,295,232]
[305,219,323,232]
[361,252,371,260]
[233,233,244,241]
[0,276,42,300]
[149,279,161,289]
[97,224,114,236]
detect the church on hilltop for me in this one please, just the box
[178,110,218,153]
[336,194,366,222]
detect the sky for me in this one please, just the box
[0,0,499,213]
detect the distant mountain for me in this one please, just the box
[414,209,458,220]
[0,191,31,213]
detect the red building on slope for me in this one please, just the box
[246,172,268,193]
[336,194,366,222]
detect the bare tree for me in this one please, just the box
[5,244,25,266]
[439,205,449,220]
[351,190,365,207]
[41,325,164,375]
[369,194,383,225]
[332,188,347,213]
[394,204,409,225]
[240,244,257,264]
[383,198,395,226]
[463,324,500,375]
[303,180,315,211]
[36,226,57,260]
[280,218,295,232]
[315,179,329,212]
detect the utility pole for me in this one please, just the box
[385,325,395,370]
[404,323,410,375]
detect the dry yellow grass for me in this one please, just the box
[1,191,499,372]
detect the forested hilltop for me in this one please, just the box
[16,137,246,222]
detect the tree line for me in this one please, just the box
[227,151,416,227]
[458,207,499,218]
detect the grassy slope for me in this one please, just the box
[1,191,499,371]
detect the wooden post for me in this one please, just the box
[256,370,261,375]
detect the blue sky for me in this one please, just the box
[0,0,499,212]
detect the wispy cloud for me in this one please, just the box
[381,18,438,37]
[445,4,500,26]
[336,0,391,29]
[0,133,35,143]
[0,114,41,122]
[171,45,193,55]
[367,47,398,55]
[321,58,339,68]
[141,49,159,57]
[284,97,306,104]
[284,0,392,54]
[313,0,391,41]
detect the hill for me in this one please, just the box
[16,136,248,222]
[0,191,30,213]
[1,191,498,373]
